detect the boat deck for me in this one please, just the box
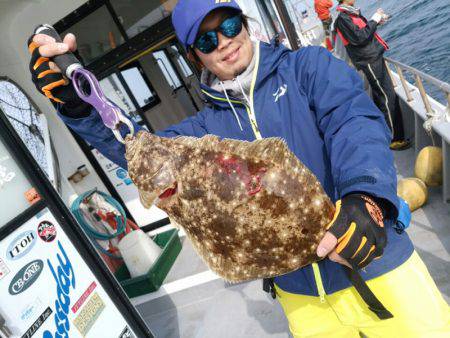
[132,147,450,338]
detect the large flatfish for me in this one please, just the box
[125,131,335,282]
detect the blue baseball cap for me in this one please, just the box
[172,0,242,50]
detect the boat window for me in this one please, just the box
[100,73,137,115]
[61,5,125,63]
[153,50,183,90]
[0,78,60,191]
[170,45,194,78]
[110,0,177,39]
[284,0,320,45]
[259,0,291,46]
[243,1,276,42]
[121,65,159,111]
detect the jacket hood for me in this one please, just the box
[337,4,361,16]
[199,38,291,109]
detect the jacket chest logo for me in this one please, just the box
[273,84,288,102]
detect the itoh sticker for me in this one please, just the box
[73,292,105,336]
[0,258,10,281]
[6,230,37,261]
[37,220,57,242]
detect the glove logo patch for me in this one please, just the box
[362,196,384,228]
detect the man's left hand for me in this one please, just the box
[371,9,384,24]
[316,194,387,269]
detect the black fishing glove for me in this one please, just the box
[326,193,387,269]
[27,35,90,118]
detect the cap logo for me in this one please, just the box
[216,0,231,3]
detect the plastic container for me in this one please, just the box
[117,229,162,278]
[115,229,182,298]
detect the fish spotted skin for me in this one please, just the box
[126,131,335,283]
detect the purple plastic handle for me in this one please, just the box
[72,68,120,129]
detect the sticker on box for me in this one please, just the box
[0,258,10,280]
[21,307,52,338]
[8,260,43,295]
[0,164,15,189]
[24,187,41,205]
[37,220,57,242]
[7,230,37,261]
[73,292,105,336]
[42,241,75,338]
[20,298,43,322]
[118,326,136,338]
[72,281,97,314]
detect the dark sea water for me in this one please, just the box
[358,0,450,103]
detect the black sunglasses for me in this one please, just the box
[193,15,244,54]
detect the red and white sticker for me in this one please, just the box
[37,220,57,242]
[0,258,10,280]
[72,281,97,314]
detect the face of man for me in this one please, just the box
[193,8,253,81]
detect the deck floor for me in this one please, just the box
[133,147,450,338]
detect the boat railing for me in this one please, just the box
[384,57,450,203]
[385,57,450,117]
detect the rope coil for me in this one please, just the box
[71,189,127,259]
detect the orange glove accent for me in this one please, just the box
[27,34,89,118]
[326,194,387,268]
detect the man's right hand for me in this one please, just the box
[28,33,90,117]
[316,194,387,269]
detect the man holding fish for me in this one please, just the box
[28,0,449,336]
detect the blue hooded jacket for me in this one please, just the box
[59,41,414,296]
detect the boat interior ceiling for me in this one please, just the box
[0,1,448,337]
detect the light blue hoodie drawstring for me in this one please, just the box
[235,76,251,107]
[220,81,244,131]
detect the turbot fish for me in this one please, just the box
[125,131,335,283]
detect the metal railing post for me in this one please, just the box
[446,92,450,120]
[415,75,434,115]
[273,0,300,50]
[384,60,397,88]
[395,65,414,102]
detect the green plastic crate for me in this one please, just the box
[114,229,182,298]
